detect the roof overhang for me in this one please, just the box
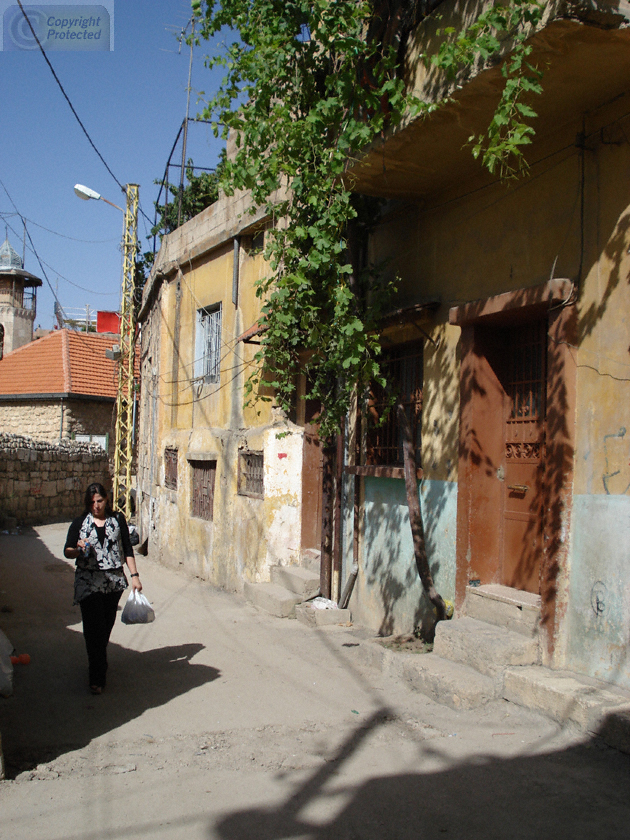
[237,322,266,345]
[349,12,630,201]
[0,268,43,287]
[0,392,115,403]
[449,278,573,326]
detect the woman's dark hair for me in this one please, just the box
[83,483,113,515]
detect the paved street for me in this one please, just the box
[0,523,629,840]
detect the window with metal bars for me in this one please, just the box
[164,448,178,490]
[365,341,423,467]
[195,304,222,384]
[190,460,217,521]
[238,450,264,498]
[507,321,546,421]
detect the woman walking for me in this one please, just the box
[64,482,142,694]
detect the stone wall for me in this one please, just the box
[0,399,115,459]
[0,433,110,526]
[0,402,62,443]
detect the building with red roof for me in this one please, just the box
[0,329,126,457]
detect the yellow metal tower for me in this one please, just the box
[112,184,139,519]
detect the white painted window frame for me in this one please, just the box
[195,303,222,384]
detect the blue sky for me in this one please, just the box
[0,1,228,329]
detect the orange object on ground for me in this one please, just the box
[10,653,30,665]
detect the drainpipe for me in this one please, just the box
[232,237,240,306]
[59,398,64,440]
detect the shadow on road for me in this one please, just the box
[0,528,220,777]
[210,707,630,840]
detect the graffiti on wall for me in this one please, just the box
[602,427,630,495]
[590,580,608,618]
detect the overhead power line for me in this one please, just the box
[16,0,125,194]
[0,212,118,244]
[0,179,64,313]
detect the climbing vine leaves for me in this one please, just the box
[192,0,545,437]
[430,0,544,176]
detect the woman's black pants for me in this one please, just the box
[80,591,122,687]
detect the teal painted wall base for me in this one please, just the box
[350,477,457,636]
[567,494,630,690]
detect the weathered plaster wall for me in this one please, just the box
[563,121,630,688]
[366,78,630,681]
[351,477,457,635]
[568,495,630,690]
[146,420,303,592]
[138,190,302,593]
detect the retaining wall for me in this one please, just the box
[0,433,110,526]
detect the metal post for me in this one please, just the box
[112,184,139,518]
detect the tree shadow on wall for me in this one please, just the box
[454,286,578,642]
[362,322,459,637]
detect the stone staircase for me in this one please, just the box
[244,564,320,617]
[244,557,352,625]
[399,585,541,711]
[360,583,630,752]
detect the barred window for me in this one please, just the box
[365,341,423,467]
[238,450,264,498]
[164,448,178,490]
[190,460,217,520]
[195,304,222,384]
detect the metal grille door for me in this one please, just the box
[502,320,547,592]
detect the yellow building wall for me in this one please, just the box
[364,93,630,682]
[140,210,305,593]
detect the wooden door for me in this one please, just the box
[501,321,546,592]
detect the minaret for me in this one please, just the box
[0,236,43,358]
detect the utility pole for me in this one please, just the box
[112,184,139,519]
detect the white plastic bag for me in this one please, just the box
[121,590,155,625]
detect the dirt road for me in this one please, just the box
[0,524,629,840]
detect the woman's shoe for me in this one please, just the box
[90,685,103,695]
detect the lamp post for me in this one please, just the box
[74,183,139,519]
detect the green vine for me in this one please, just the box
[430,0,545,176]
[192,0,546,437]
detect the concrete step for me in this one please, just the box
[434,616,539,683]
[295,602,351,627]
[400,653,498,710]
[504,665,630,753]
[243,582,302,618]
[271,565,320,600]
[301,548,321,574]
[354,639,497,710]
[464,584,541,637]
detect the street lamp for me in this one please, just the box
[74,183,124,212]
[74,182,140,519]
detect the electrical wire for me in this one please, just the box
[0,180,65,313]
[0,213,118,244]
[154,357,256,407]
[15,0,124,194]
[1,187,118,312]
[2,214,117,297]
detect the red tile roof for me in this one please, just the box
[0,330,127,399]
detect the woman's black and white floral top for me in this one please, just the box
[65,512,134,604]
